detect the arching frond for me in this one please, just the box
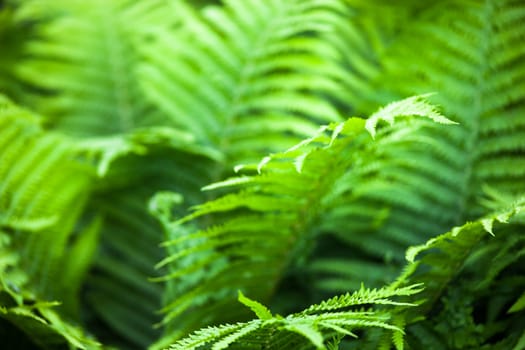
[76,131,219,348]
[365,196,525,349]
[310,0,525,296]
[14,0,173,136]
[347,0,525,212]
[168,284,422,350]
[0,95,93,301]
[6,1,221,346]
[152,96,453,344]
[0,95,98,348]
[138,0,351,166]
[167,194,525,350]
[383,0,524,201]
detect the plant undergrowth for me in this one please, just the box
[0,0,524,349]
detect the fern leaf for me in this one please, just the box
[0,95,92,301]
[238,291,273,321]
[0,95,98,348]
[153,95,448,340]
[308,0,525,302]
[301,284,423,315]
[378,197,525,349]
[13,0,173,136]
[139,0,353,166]
[168,283,421,350]
[365,94,457,138]
[353,0,525,213]
[4,2,224,346]
[167,323,248,350]
[509,292,525,314]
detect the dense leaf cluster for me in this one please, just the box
[0,0,524,349]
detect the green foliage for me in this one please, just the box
[166,193,524,349]
[396,197,525,350]
[0,0,524,349]
[151,95,455,346]
[169,284,423,350]
[0,96,98,348]
[138,0,350,164]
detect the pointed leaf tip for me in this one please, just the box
[294,152,309,173]
[238,291,272,320]
[234,164,244,173]
[451,226,462,237]
[508,292,525,313]
[481,218,495,236]
[257,156,271,174]
[365,94,456,139]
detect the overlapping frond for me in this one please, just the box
[354,0,525,214]
[167,193,525,350]
[415,2,523,195]
[139,0,351,166]
[0,96,98,348]
[307,96,460,293]
[1,1,523,349]
[361,196,525,349]
[168,284,422,350]
[78,133,219,348]
[152,96,453,345]
[310,0,525,296]
[14,0,173,136]
[0,1,35,98]
[5,1,222,346]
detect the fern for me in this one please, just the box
[151,95,455,345]
[392,196,525,350]
[298,0,525,299]
[167,195,525,350]
[349,0,525,212]
[138,0,351,165]
[4,1,358,345]
[13,0,172,135]
[2,1,221,346]
[0,0,524,349]
[0,95,98,348]
[324,190,525,349]
[169,284,422,350]
[77,133,218,347]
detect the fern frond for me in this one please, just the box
[139,0,352,166]
[301,283,423,315]
[5,2,225,346]
[0,95,98,348]
[0,296,100,349]
[308,0,525,297]
[152,96,451,342]
[0,95,93,301]
[311,99,460,292]
[168,284,422,350]
[0,2,35,98]
[13,0,173,136]
[363,196,525,349]
[354,0,525,213]
[81,144,218,348]
[402,199,524,302]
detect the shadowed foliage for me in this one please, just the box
[0,0,524,349]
